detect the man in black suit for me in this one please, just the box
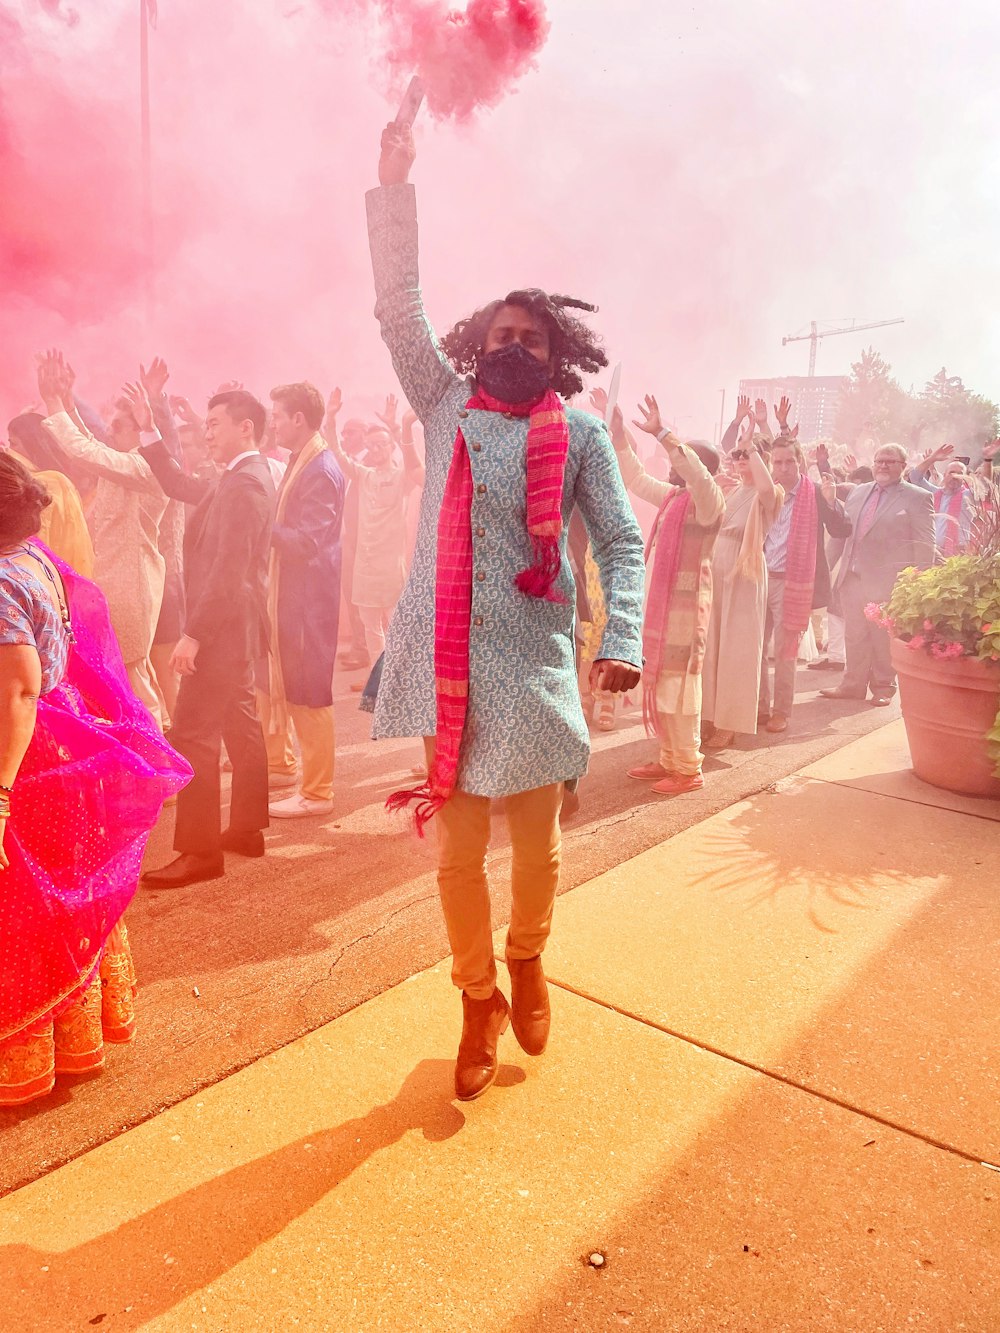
[140,389,276,888]
[822,443,935,707]
[759,433,852,733]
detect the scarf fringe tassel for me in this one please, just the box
[385,783,445,838]
[514,536,566,603]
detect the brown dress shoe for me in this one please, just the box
[455,989,511,1102]
[507,956,551,1056]
[765,713,788,733]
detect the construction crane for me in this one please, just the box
[782,317,905,377]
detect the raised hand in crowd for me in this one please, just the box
[121,381,155,433]
[737,412,755,449]
[140,357,170,403]
[608,403,628,452]
[754,398,769,430]
[844,452,858,472]
[633,393,671,443]
[376,392,400,439]
[325,386,343,434]
[215,379,244,394]
[736,392,752,423]
[815,440,831,473]
[170,394,202,428]
[982,439,1000,460]
[820,473,837,506]
[589,386,609,416]
[35,347,74,415]
[774,394,792,433]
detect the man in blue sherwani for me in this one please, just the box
[260,382,346,819]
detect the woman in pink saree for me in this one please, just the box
[0,455,190,1105]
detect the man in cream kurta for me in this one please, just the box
[38,368,167,727]
[611,408,725,790]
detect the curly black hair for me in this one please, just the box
[440,288,608,399]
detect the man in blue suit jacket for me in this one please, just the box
[262,383,346,818]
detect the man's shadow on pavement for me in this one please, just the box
[3,1058,526,1332]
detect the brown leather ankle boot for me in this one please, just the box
[507,956,550,1056]
[455,989,512,1102]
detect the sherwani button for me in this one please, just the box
[476,571,485,582]
[457,409,469,419]
[503,411,514,420]
[476,484,487,495]
[473,616,484,627]
[476,527,485,537]
[471,442,481,452]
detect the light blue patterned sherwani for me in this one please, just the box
[366,183,645,797]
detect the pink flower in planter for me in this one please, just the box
[908,635,925,650]
[930,640,965,660]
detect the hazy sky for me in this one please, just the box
[2,0,998,434]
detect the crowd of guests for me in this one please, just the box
[3,118,997,1108]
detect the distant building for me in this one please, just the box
[738,375,848,443]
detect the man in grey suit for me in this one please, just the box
[821,443,935,706]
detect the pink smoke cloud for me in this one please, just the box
[378,0,550,120]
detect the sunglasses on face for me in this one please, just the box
[731,447,759,460]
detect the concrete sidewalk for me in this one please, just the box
[1,720,997,1331]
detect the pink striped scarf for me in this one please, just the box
[387,386,569,834]
[641,489,691,736]
[935,486,964,556]
[779,477,818,659]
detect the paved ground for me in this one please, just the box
[0,719,995,1331]
[3,662,902,1195]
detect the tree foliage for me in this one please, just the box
[835,351,998,457]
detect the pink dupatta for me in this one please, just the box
[0,550,191,1042]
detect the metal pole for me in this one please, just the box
[140,0,153,323]
[808,320,817,377]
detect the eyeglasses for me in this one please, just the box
[731,448,757,460]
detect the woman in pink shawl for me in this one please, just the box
[0,455,190,1106]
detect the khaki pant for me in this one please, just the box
[126,657,163,732]
[424,738,562,1001]
[150,641,179,729]
[256,690,335,802]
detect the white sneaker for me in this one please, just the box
[268,771,299,790]
[268,794,335,819]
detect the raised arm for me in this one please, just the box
[324,389,360,482]
[909,443,952,486]
[365,122,460,425]
[610,403,672,507]
[37,351,158,493]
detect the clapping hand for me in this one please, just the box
[36,348,73,414]
[170,394,201,427]
[820,473,836,505]
[121,381,154,433]
[140,356,170,401]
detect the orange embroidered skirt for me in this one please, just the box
[0,921,137,1107]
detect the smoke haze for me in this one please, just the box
[1,0,998,434]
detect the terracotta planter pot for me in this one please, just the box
[891,637,1000,799]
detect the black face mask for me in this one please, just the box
[477,342,551,404]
